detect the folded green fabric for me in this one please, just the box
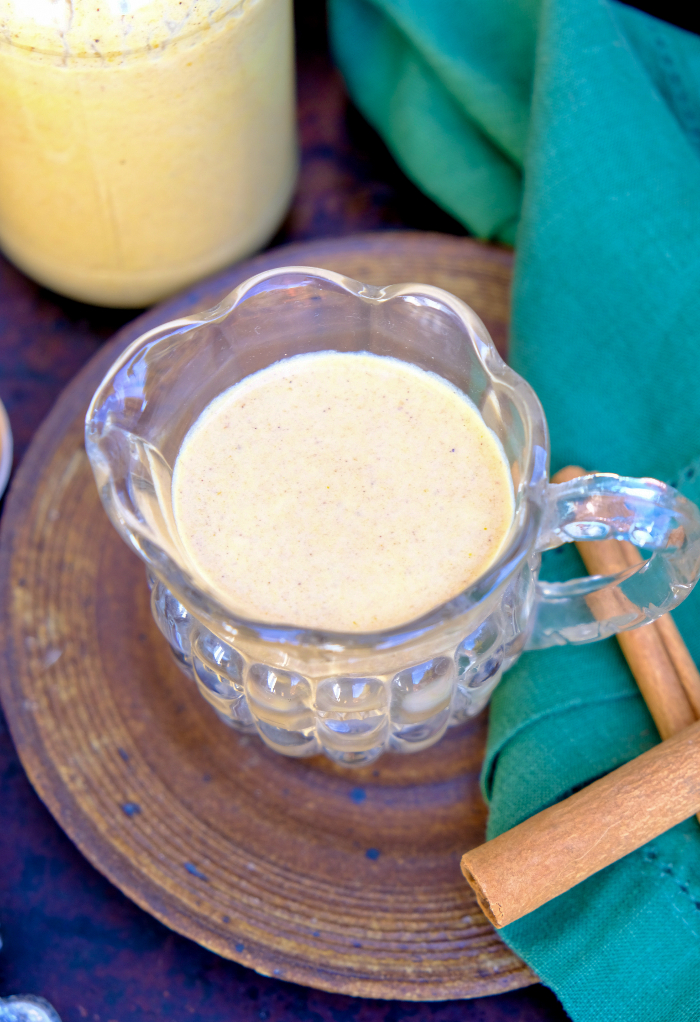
[329,1,700,1019]
[329,0,536,243]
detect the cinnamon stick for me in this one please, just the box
[459,465,700,927]
[654,613,700,718]
[551,465,696,739]
[460,718,700,927]
[552,466,698,828]
[616,539,700,723]
[616,624,696,739]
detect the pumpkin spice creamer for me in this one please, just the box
[0,0,297,306]
[173,352,515,633]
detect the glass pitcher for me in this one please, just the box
[85,268,700,764]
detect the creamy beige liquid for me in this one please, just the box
[172,352,514,632]
[0,0,296,306]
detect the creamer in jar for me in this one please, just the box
[0,0,297,306]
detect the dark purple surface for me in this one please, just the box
[0,4,571,1019]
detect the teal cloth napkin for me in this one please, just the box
[329,1,700,1019]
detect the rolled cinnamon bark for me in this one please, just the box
[615,537,700,720]
[460,466,700,928]
[551,465,696,738]
[654,613,700,718]
[461,719,700,928]
[616,624,696,739]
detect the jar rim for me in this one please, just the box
[0,0,254,65]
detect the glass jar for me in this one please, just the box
[0,0,297,307]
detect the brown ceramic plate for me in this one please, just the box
[0,233,536,1000]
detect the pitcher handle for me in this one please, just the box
[526,471,700,650]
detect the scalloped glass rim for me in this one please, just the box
[85,265,548,650]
